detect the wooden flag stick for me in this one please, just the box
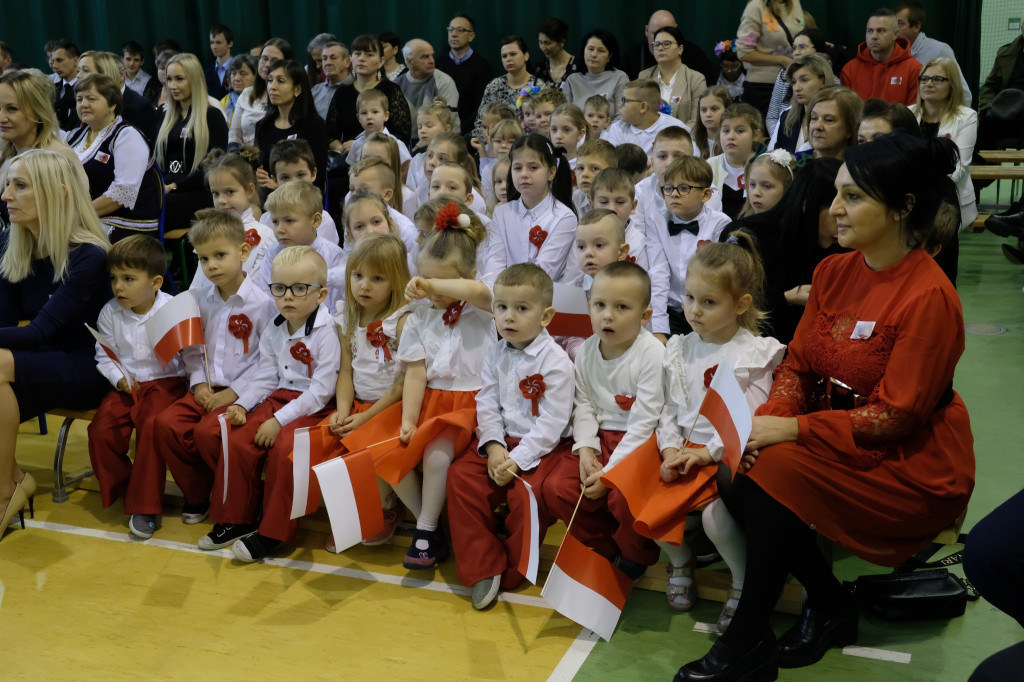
[551,488,587,567]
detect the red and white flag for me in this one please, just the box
[541,532,633,641]
[699,362,752,479]
[218,413,230,503]
[144,291,205,369]
[513,478,541,584]
[313,448,385,554]
[290,425,340,518]
[85,323,138,402]
[547,283,592,337]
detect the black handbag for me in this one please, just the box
[847,564,979,621]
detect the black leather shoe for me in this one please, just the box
[986,213,1024,238]
[777,600,858,668]
[674,631,778,682]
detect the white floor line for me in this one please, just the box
[692,623,912,664]
[22,519,549,609]
[842,646,912,664]
[547,628,601,681]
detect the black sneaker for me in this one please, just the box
[232,533,283,563]
[197,522,257,550]
[616,556,649,583]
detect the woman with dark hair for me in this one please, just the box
[325,34,412,149]
[254,59,327,191]
[535,18,579,86]
[638,26,707,128]
[229,38,294,149]
[722,157,845,344]
[857,98,922,143]
[562,28,628,120]
[379,31,405,82]
[766,28,829,135]
[67,73,160,241]
[472,35,549,141]
[676,134,975,681]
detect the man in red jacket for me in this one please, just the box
[840,8,922,105]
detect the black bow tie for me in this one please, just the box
[668,219,700,237]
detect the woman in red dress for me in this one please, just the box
[675,133,975,682]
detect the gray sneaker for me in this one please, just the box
[128,514,160,539]
[471,574,501,610]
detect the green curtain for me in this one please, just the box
[2,0,979,98]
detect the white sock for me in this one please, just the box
[415,428,457,532]
[657,539,693,568]
[703,499,746,591]
[391,471,423,518]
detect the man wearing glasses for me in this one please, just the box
[436,12,494,137]
[840,8,922,105]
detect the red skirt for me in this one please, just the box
[341,387,478,485]
[601,440,719,546]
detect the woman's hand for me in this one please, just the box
[256,166,277,189]
[784,284,811,307]
[746,415,799,452]
[165,182,178,193]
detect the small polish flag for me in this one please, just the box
[218,413,230,503]
[290,425,341,518]
[699,363,752,479]
[547,283,592,337]
[85,323,138,402]
[541,532,633,641]
[313,448,386,554]
[513,478,541,584]
[144,292,205,368]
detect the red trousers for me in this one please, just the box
[155,390,231,507]
[540,429,660,566]
[446,437,569,588]
[87,378,188,514]
[193,389,334,543]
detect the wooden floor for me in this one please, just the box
[2,229,1023,681]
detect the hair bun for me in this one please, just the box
[926,136,958,177]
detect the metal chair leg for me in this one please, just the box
[52,416,94,503]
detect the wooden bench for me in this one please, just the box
[978,150,1024,164]
[48,409,97,503]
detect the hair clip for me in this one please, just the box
[515,85,542,109]
[658,101,672,115]
[751,147,796,178]
[714,39,736,56]
[726,235,740,245]
[792,150,814,169]
[434,201,470,231]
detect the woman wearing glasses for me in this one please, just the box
[638,26,706,129]
[911,57,978,230]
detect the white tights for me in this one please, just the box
[655,499,746,591]
[396,427,457,532]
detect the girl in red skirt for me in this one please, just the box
[321,234,414,552]
[343,201,496,569]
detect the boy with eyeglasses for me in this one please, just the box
[602,79,685,156]
[646,155,729,337]
[214,245,341,562]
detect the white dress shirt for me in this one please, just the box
[572,329,665,470]
[475,331,574,472]
[191,209,277,292]
[487,193,578,286]
[658,328,785,458]
[601,113,689,156]
[185,274,278,390]
[234,305,341,426]
[95,291,185,387]
[646,203,731,335]
[397,302,497,391]
[345,127,412,166]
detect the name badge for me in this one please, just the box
[851,320,875,340]
[287,134,298,140]
[179,127,190,139]
[890,76,903,85]
[96,152,110,164]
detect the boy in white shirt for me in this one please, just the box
[447,264,574,610]
[257,139,340,246]
[345,88,412,166]
[155,210,278,541]
[591,168,648,269]
[259,181,346,311]
[88,236,188,539]
[215,247,341,562]
[348,157,420,255]
[573,139,617,216]
[646,156,731,338]
[603,79,689,155]
[541,262,666,580]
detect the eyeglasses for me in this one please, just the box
[269,283,323,297]
[620,97,643,106]
[649,41,678,50]
[661,183,707,197]
[446,26,471,34]
[918,75,949,84]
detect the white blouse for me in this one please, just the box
[658,328,785,458]
[228,87,268,147]
[396,301,497,391]
[486,193,578,286]
[342,303,413,402]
